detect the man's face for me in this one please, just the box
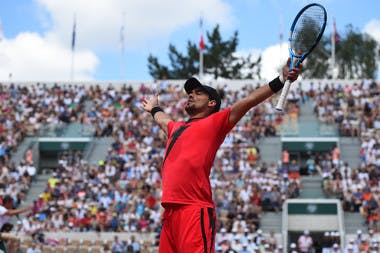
[185,88,213,115]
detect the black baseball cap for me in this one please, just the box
[184,77,221,112]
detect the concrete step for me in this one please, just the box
[299,176,325,199]
[260,212,282,233]
[340,137,361,168]
[258,137,282,164]
[344,212,367,234]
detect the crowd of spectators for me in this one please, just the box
[0,81,302,252]
[308,79,380,236]
[1,78,379,252]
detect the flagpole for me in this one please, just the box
[70,13,76,82]
[331,16,336,79]
[279,15,283,50]
[120,12,126,81]
[199,16,204,79]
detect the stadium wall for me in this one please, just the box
[0,78,362,91]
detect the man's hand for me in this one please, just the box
[281,58,302,82]
[141,94,159,113]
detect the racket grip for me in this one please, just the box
[275,79,291,111]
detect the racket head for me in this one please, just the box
[288,3,327,66]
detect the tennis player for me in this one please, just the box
[141,59,301,253]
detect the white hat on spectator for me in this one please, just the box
[324,232,330,236]
[333,243,339,248]
[220,228,227,233]
[257,229,262,234]
[304,230,309,235]
[357,229,362,234]
[290,243,296,248]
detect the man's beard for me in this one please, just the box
[185,103,196,114]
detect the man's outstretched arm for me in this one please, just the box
[229,59,302,125]
[141,94,172,136]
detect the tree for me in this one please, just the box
[336,25,379,79]
[303,24,380,79]
[147,25,261,79]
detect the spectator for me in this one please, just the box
[297,230,313,253]
[111,235,124,253]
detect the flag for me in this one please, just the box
[71,15,76,51]
[199,17,205,51]
[333,17,340,43]
[199,34,205,51]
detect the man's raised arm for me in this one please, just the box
[141,94,172,136]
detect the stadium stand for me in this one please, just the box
[0,78,378,252]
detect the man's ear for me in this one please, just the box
[208,100,216,108]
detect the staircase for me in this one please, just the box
[298,100,316,122]
[258,137,282,165]
[260,212,282,233]
[344,212,367,234]
[9,137,36,167]
[83,137,115,164]
[299,176,325,199]
[340,137,361,168]
[24,174,51,205]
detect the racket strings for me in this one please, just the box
[291,6,326,55]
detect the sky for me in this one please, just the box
[0,0,379,83]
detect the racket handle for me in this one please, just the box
[275,79,292,111]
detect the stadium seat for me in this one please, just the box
[42,245,53,253]
[81,239,93,246]
[69,239,81,247]
[93,239,103,246]
[143,240,152,248]
[21,237,32,247]
[65,245,78,253]
[89,246,102,253]
[78,246,89,253]
[19,244,28,253]
[54,245,65,253]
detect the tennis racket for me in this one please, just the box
[275,3,327,111]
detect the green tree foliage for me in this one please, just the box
[303,24,380,79]
[147,25,261,79]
